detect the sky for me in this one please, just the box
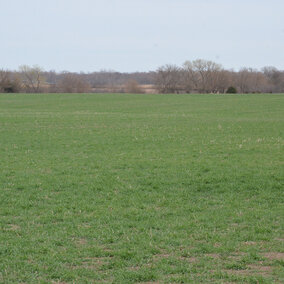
[0,0,284,72]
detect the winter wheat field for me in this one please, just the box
[0,93,283,283]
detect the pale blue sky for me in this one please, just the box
[0,0,283,72]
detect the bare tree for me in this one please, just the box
[57,73,91,93]
[237,68,250,93]
[194,59,223,93]
[215,70,233,93]
[155,64,182,93]
[19,65,45,93]
[237,68,268,93]
[0,70,10,92]
[262,66,284,93]
[182,59,224,93]
[182,61,200,93]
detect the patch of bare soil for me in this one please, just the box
[128,266,140,271]
[74,238,87,246]
[179,256,198,263]
[153,253,171,260]
[243,241,257,246]
[205,253,220,259]
[70,256,112,270]
[227,252,247,261]
[225,269,250,276]
[6,224,20,231]
[248,264,272,272]
[226,263,273,277]
[83,257,106,265]
[262,252,284,261]
[139,282,161,284]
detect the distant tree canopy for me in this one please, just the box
[155,60,284,94]
[57,73,91,93]
[1,61,284,93]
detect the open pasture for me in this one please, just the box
[0,93,283,283]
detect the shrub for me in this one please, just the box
[226,86,237,94]
[2,80,21,93]
[124,79,144,94]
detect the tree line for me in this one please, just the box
[1,60,284,94]
[156,60,284,94]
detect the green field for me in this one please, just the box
[0,93,283,283]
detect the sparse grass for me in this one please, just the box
[0,93,283,283]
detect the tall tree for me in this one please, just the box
[19,65,45,93]
[57,73,91,93]
[155,64,181,93]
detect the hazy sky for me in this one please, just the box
[1,0,283,72]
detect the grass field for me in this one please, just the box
[0,93,283,283]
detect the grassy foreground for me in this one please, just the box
[0,93,283,283]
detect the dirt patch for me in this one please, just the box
[180,256,198,263]
[165,273,188,281]
[228,252,246,260]
[6,224,20,231]
[262,252,284,261]
[139,282,160,284]
[84,257,111,262]
[243,241,257,246]
[225,268,269,276]
[154,252,197,262]
[79,223,91,228]
[225,263,273,277]
[225,269,250,275]
[128,266,140,271]
[70,257,112,270]
[75,238,87,246]
[153,253,171,259]
[205,253,220,259]
[102,247,113,252]
[248,264,272,272]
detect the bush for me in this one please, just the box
[226,86,237,94]
[2,80,21,93]
[124,79,144,94]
